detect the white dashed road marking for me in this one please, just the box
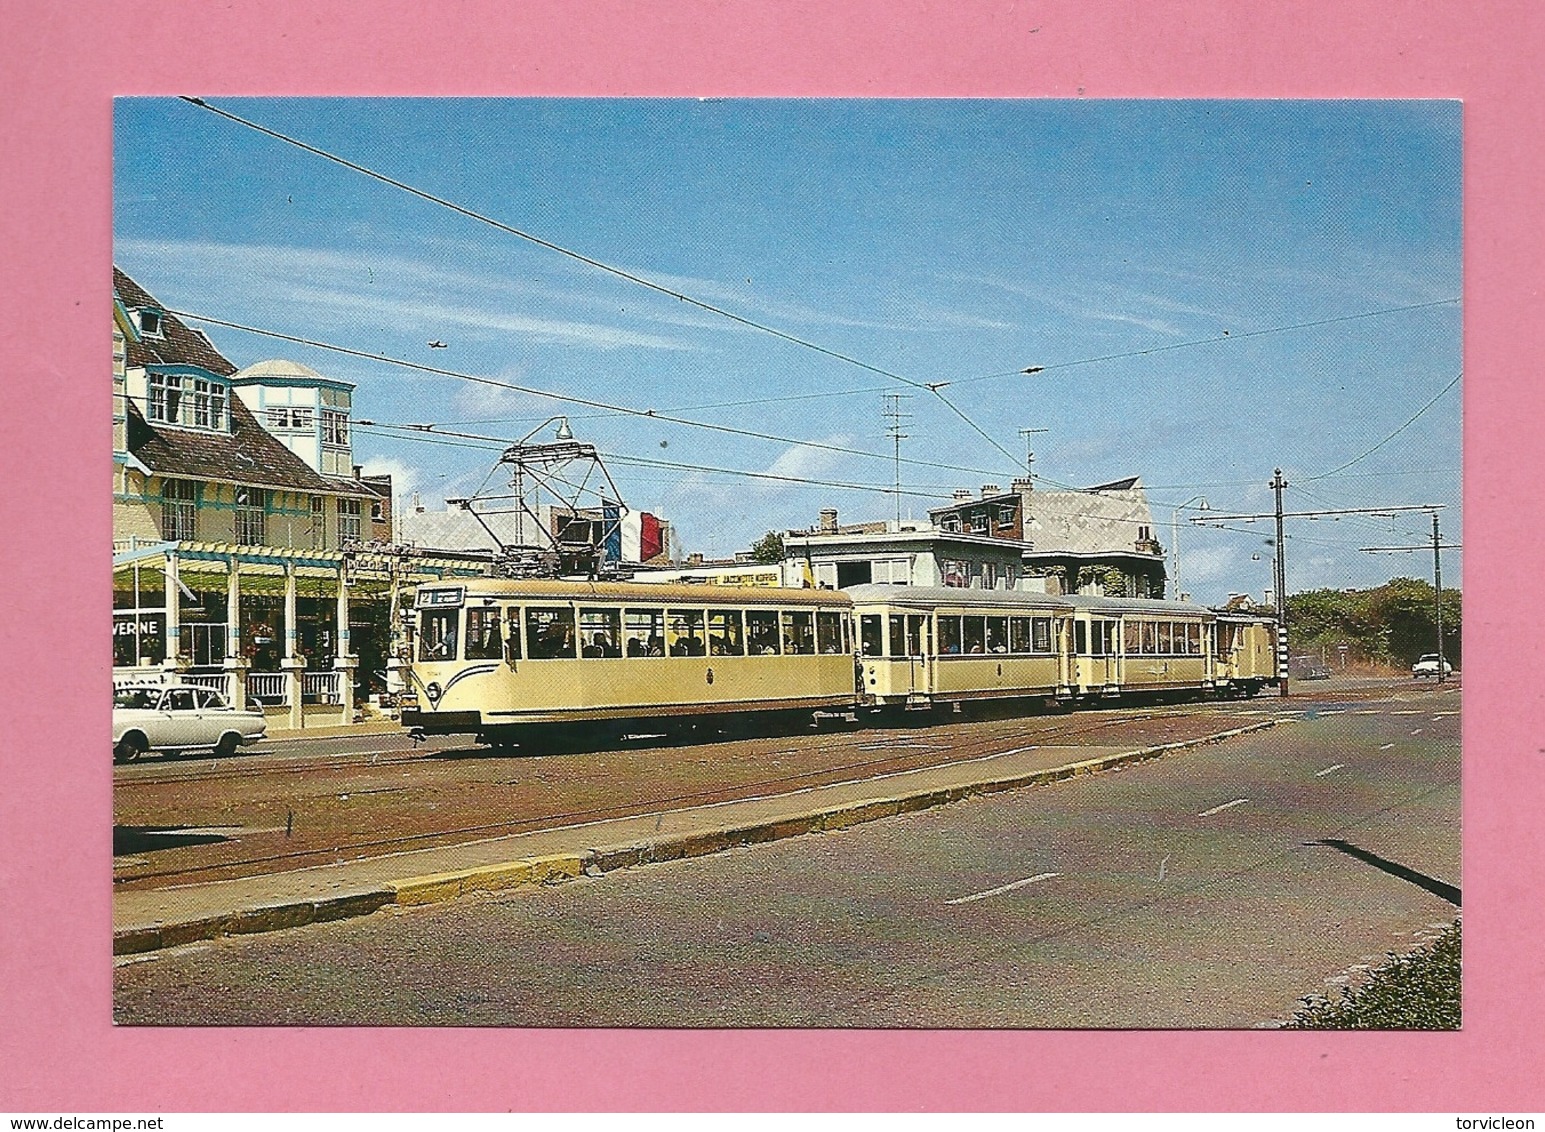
[1379,743,1395,750]
[1198,798,1249,817]
[1411,728,1424,736]
[1315,764,1345,777]
[948,872,1062,906]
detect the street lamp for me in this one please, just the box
[1170,495,1209,599]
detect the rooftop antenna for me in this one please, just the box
[882,393,912,526]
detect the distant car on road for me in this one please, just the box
[1291,656,1333,680]
[113,684,267,762]
[1411,654,1454,679]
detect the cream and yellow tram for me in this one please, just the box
[399,579,859,748]
[846,584,1072,709]
[1213,611,1279,697]
[846,585,1279,709]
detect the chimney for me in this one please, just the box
[818,508,838,534]
[1011,477,1034,494]
[952,488,972,502]
[981,484,1000,498]
[687,552,705,567]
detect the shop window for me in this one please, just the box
[624,608,665,657]
[113,612,165,667]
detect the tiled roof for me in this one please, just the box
[117,266,374,499]
[1025,486,1156,555]
[126,398,377,497]
[114,266,237,376]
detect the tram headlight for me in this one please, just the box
[425,681,443,705]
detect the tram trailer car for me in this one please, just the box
[400,580,1281,750]
[399,580,859,749]
[845,585,1279,713]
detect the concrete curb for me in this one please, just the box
[114,719,1279,956]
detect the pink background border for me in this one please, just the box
[2,0,1539,1112]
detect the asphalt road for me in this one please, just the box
[113,683,1460,1027]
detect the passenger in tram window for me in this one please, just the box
[647,633,665,657]
[626,637,645,657]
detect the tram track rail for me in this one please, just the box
[114,707,1228,888]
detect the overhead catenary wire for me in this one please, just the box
[1302,373,1462,482]
[170,307,1010,481]
[352,423,959,500]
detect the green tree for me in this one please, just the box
[748,531,786,565]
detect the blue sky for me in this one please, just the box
[114,98,1461,604]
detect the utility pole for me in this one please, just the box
[881,393,912,527]
[1271,469,1289,697]
[1359,512,1460,684]
[1195,487,1445,700]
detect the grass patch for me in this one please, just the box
[1287,919,1461,1029]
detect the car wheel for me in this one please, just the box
[214,732,241,758]
[114,734,145,763]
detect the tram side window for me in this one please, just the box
[668,608,707,656]
[526,607,577,660]
[1143,621,1158,655]
[1033,617,1053,653]
[625,608,666,657]
[887,615,907,658]
[816,610,843,654]
[504,607,522,661]
[709,609,745,656]
[1158,622,1173,655]
[963,616,986,654]
[747,610,781,655]
[464,606,503,660]
[783,610,815,655]
[986,617,1008,654]
[418,609,458,661]
[1010,617,1032,654]
[579,608,623,658]
[906,614,928,657]
[859,614,883,657]
[1124,620,1142,655]
[938,616,963,655]
[1074,620,1088,655]
[1187,622,1202,655]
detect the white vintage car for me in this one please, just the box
[113,683,267,762]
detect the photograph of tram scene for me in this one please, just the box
[111,97,1461,1031]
